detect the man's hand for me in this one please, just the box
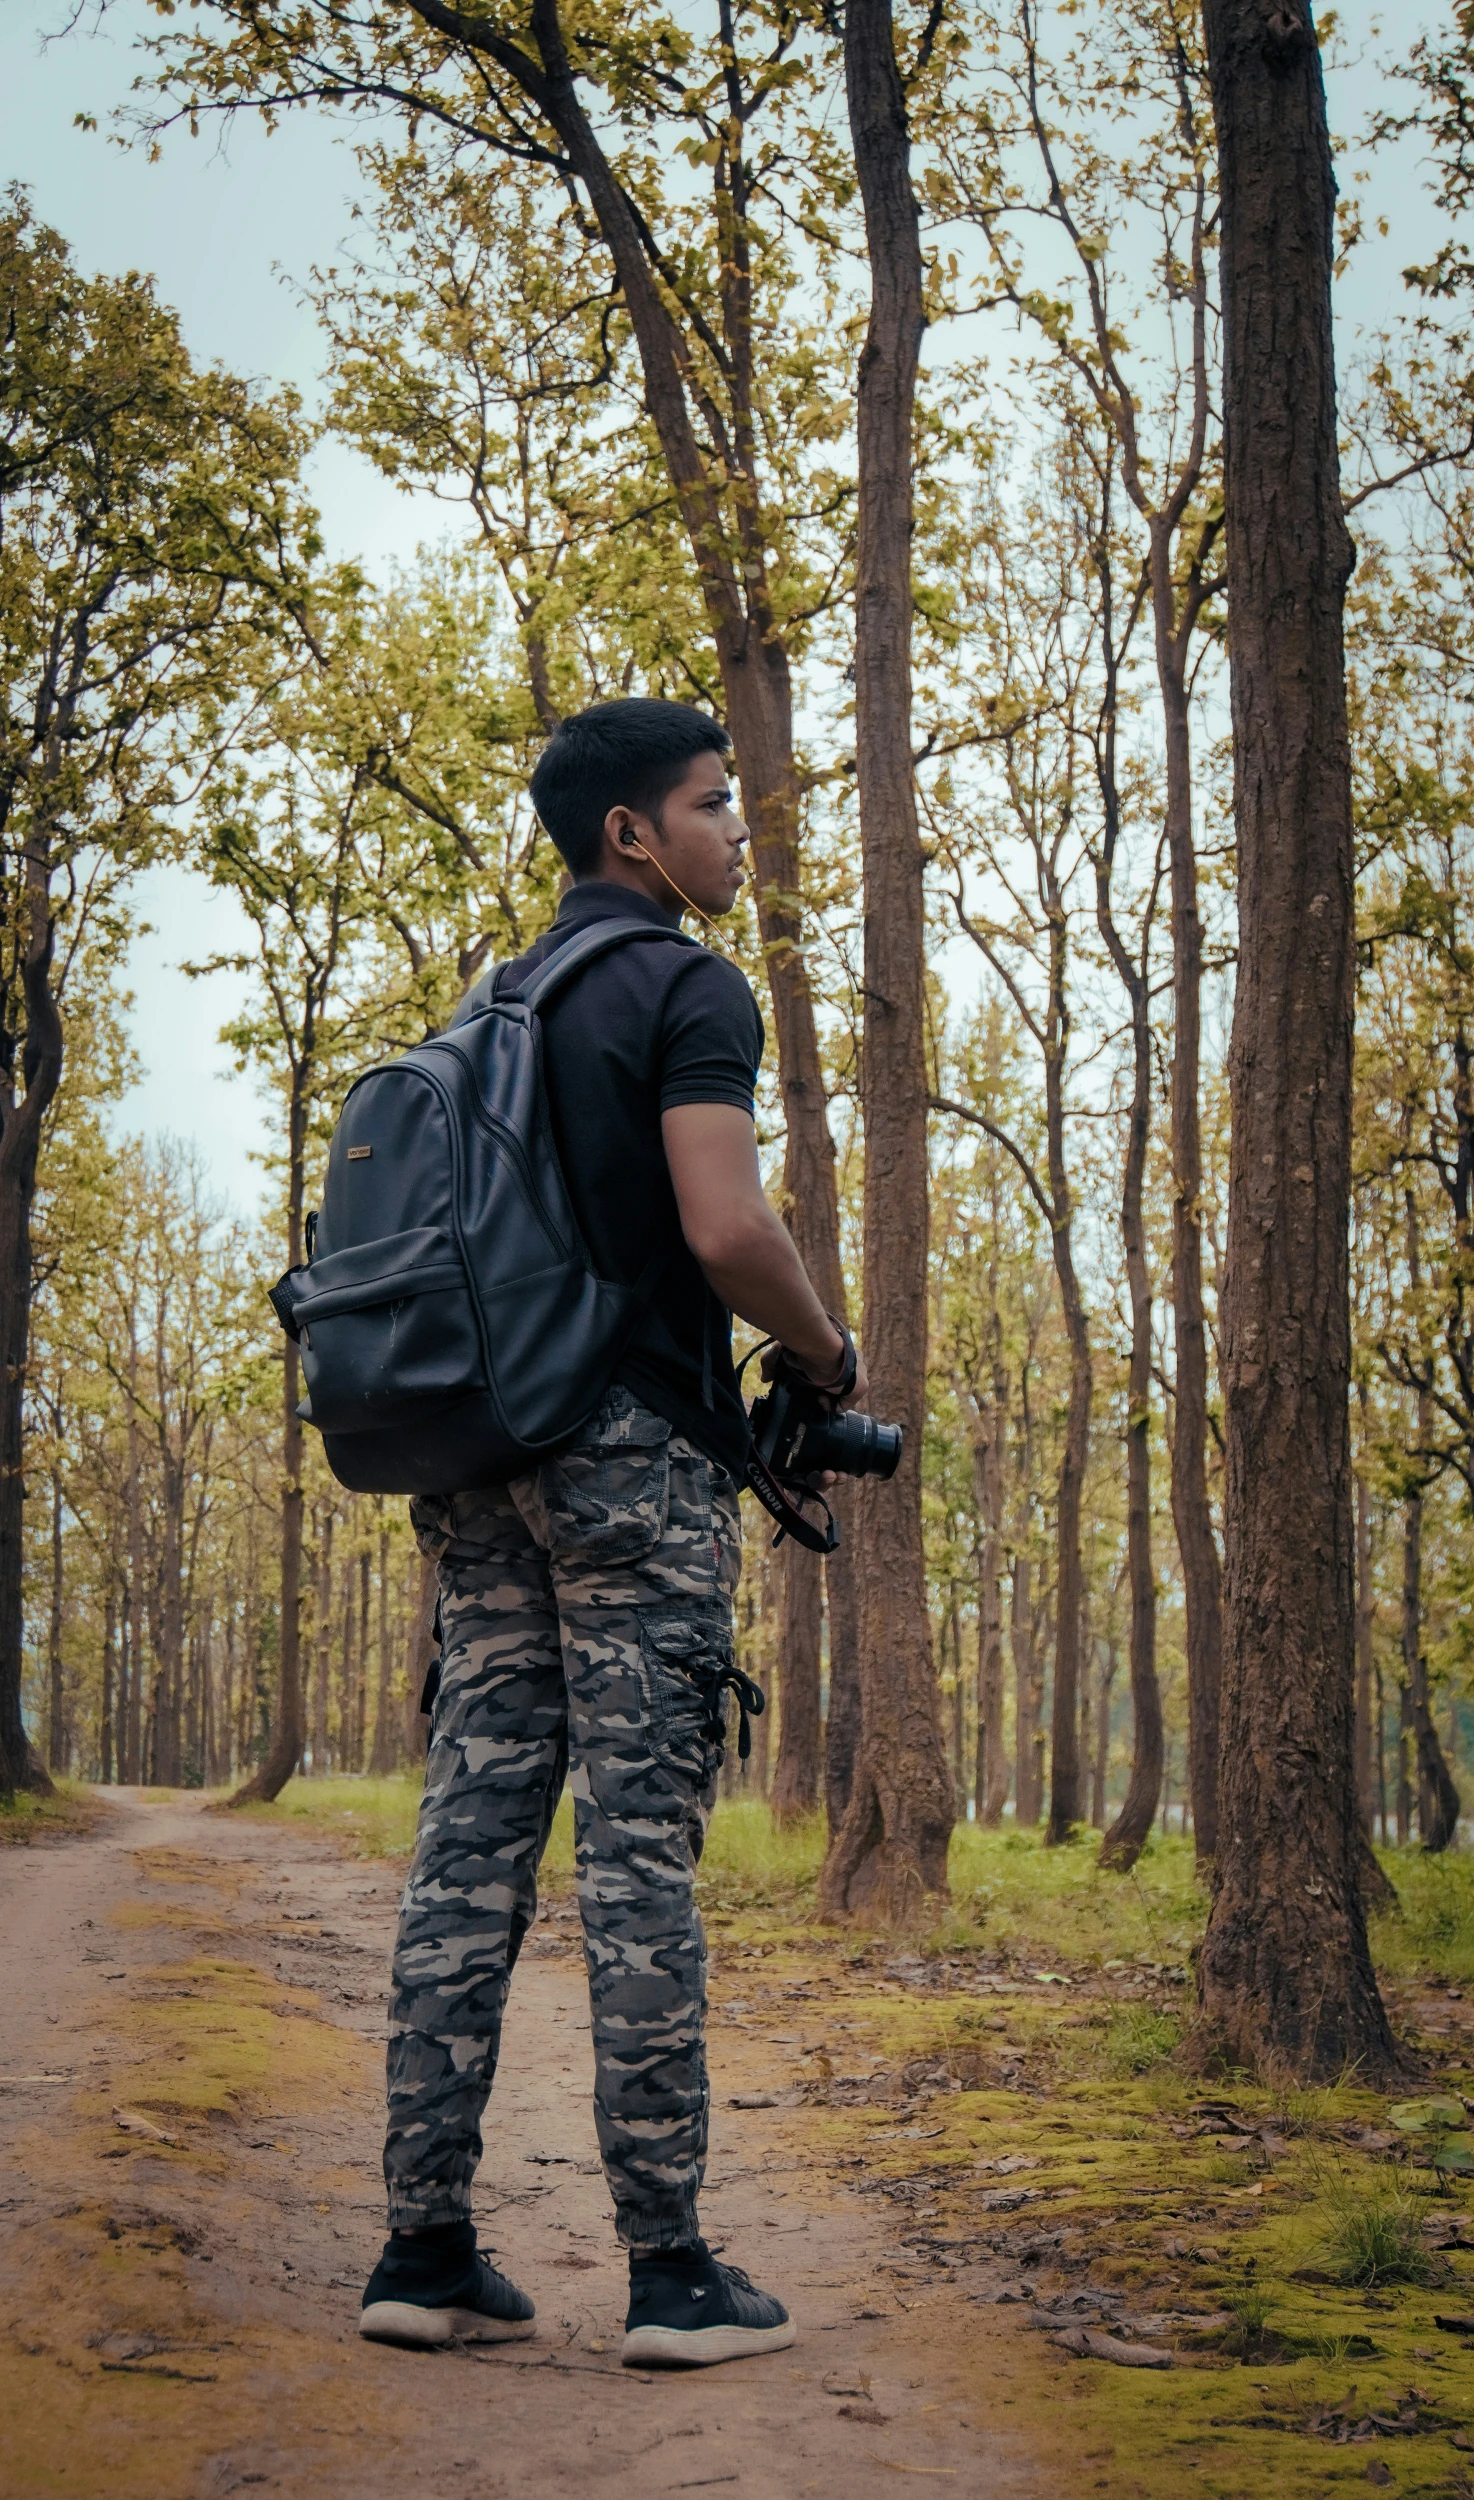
[759,1335,871,1411]
[662,1103,867,1401]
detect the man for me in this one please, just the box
[360,698,866,2368]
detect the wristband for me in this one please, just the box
[794,1316,857,1399]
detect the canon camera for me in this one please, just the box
[744,1346,903,1554]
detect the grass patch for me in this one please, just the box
[0,1774,99,1843]
[1099,2004,1182,2076]
[1370,1845,1474,1987]
[1315,2178,1435,2287]
[236,1773,425,1860]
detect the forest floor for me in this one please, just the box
[1,1787,1472,2500]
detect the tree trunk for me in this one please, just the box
[972,1383,1010,1826]
[771,1549,822,1821]
[1045,986,1092,1845]
[101,1585,116,1785]
[824,1496,862,1831]
[1011,1550,1041,1825]
[1396,1679,1413,1845]
[312,1508,334,1776]
[1402,1450,1460,1851]
[1354,1447,1376,1832]
[125,1359,144,1786]
[229,1083,308,1808]
[46,1464,65,1773]
[1095,780,1162,1873]
[0,856,61,1797]
[369,1517,397,1775]
[1195,0,1396,2077]
[948,1590,966,1811]
[404,1548,439,1759]
[1091,1638,1117,1830]
[818,0,953,1920]
[1154,603,1224,1867]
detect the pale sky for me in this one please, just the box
[0,1,1448,1206]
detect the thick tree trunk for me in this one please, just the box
[1195,0,1396,2077]
[771,1550,822,1820]
[818,0,953,1920]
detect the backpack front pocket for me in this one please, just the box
[295,1228,484,1432]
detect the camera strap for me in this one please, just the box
[742,1444,839,1554]
[737,1335,842,1554]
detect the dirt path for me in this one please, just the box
[0,1795,1045,2500]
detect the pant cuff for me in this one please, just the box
[618,2203,700,2251]
[386,2192,472,2230]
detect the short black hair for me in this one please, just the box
[529,698,732,878]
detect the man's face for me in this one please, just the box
[610,752,750,918]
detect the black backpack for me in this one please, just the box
[268,918,699,1495]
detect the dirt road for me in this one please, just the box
[0,1795,1044,2499]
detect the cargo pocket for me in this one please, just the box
[635,1609,732,1792]
[541,1393,671,1564]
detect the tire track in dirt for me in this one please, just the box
[0,1794,1044,2498]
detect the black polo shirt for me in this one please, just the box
[500,882,765,1477]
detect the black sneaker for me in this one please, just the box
[621,2239,795,2368]
[360,2221,536,2349]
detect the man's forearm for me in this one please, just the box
[693,1204,844,1378]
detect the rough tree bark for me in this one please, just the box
[1195,0,1397,2077]
[819,0,954,1918]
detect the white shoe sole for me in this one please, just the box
[360,2300,537,2349]
[620,2319,797,2369]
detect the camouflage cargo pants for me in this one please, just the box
[384,1386,744,2249]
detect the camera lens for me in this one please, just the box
[793,1409,904,1482]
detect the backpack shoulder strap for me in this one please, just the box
[450,918,698,1029]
